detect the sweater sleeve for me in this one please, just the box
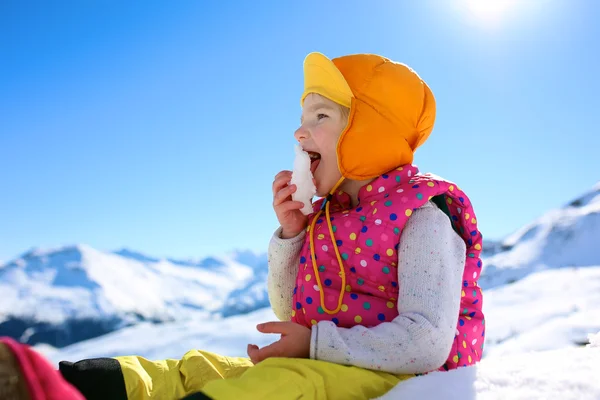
[267,227,305,321]
[309,201,466,374]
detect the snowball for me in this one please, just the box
[291,145,316,215]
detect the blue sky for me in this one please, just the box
[1,1,599,262]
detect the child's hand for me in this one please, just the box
[247,321,311,364]
[272,170,309,239]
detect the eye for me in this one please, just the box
[317,113,328,120]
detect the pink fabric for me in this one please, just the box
[291,164,485,371]
[1,337,84,400]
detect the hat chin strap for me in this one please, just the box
[308,176,347,315]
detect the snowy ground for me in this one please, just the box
[36,266,600,399]
[378,341,600,400]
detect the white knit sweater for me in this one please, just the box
[267,201,466,374]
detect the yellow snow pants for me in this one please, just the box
[116,349,413,400]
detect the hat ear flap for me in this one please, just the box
[337,98,414,181]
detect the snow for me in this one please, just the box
[38,315,600,400]
[377,345,600,400]
[291,144,316,215]
[480,182,600,289]
[0,245,257,327]
[483,266,600,357]
[41,308,280,364]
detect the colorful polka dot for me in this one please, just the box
[290,166,483,366]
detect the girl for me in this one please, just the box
[0,52,485,400]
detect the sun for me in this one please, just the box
[464,0,519,24]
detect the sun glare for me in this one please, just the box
[464,0,519,24]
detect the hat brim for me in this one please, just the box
[301,52,353,108]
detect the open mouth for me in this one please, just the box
[307,151,321,174]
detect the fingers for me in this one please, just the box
[247,344,259,364]
[273,184,296,206]
[272,171,292,196]
[247,341,283,364]
[257,321,293,335]
[275,201,305,214]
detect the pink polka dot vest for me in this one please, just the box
[291,164,485,371]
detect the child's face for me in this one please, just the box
[295,94,348,197]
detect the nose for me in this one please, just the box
[294,125,309,142]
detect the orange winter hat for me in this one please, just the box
[301,52,436,181]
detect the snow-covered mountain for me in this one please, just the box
[479,181,600,289]
[0,245,260,347]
